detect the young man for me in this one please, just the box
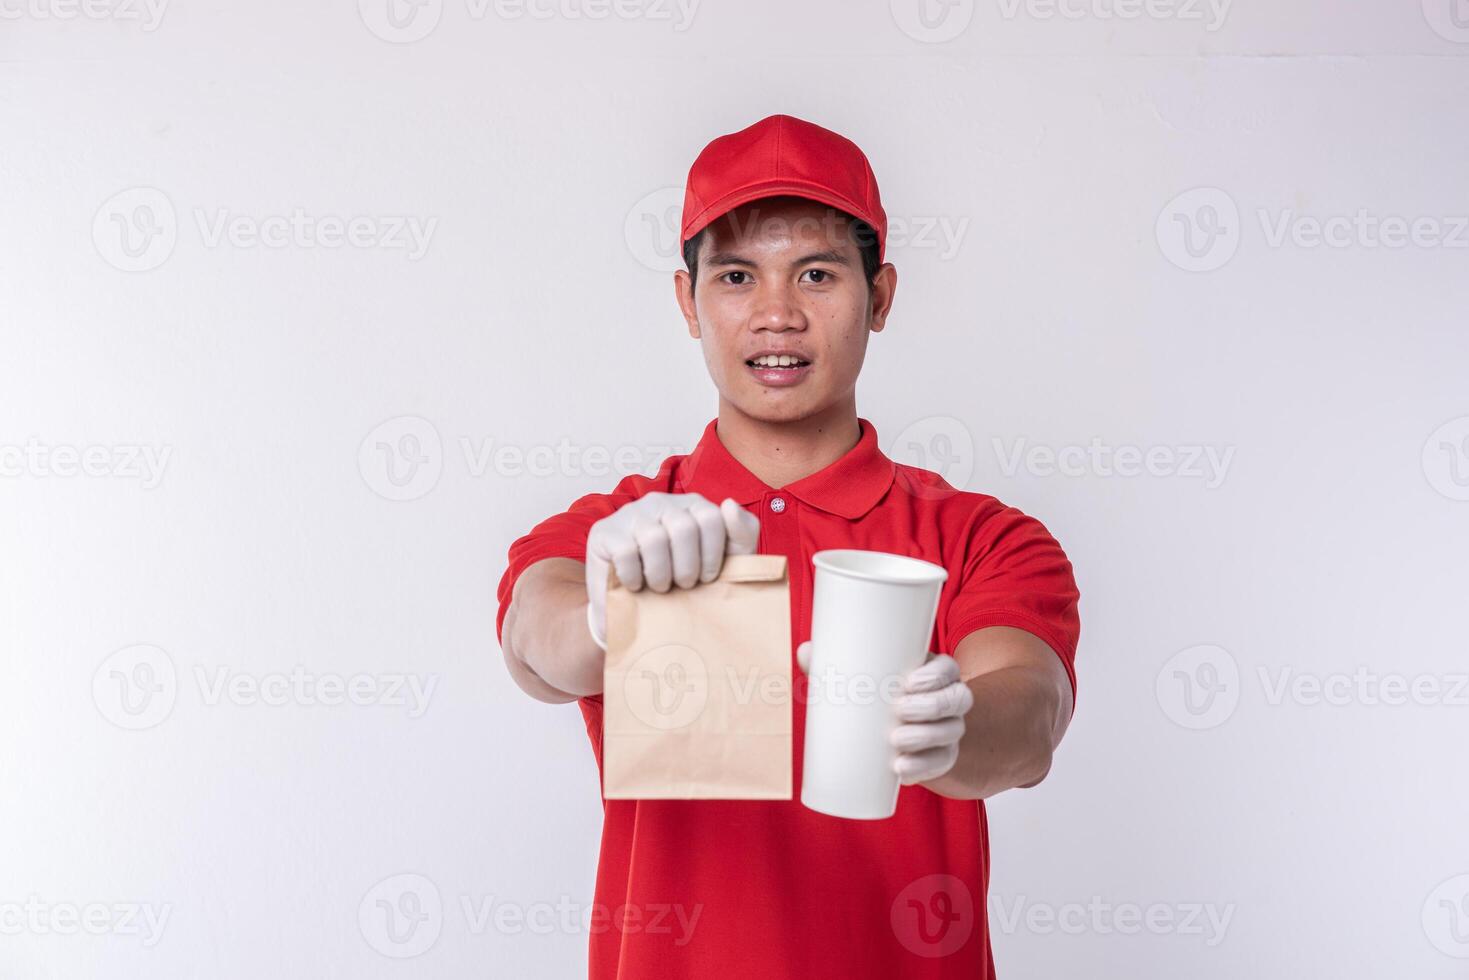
[495,114,1080,979]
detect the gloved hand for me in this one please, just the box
[585,492,761,650]
[796,642,974,785]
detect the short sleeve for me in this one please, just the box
[942,501,1081,702]
[494,444,684,648]
[494,491,621,647]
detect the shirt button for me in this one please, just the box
[770,496,787,514]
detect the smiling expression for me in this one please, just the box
[674,196,897,424]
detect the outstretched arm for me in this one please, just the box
[912,626,1074,801]
[500,494,762,704]
[501,557,602,703]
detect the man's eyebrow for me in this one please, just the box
[704,252,758,268]
[703,249,853,268]
[792,249,853,266]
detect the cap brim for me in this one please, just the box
[681,178,883,263]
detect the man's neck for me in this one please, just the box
[713,398,861,490]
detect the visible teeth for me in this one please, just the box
[751,355,805,367]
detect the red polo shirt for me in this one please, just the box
[494,416,1080,979]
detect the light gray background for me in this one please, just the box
[3,1,1468,977]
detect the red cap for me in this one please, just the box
[680,114,888,264]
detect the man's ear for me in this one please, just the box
[674,269,701,339]
[868,263,897,334]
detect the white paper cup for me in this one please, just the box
[801,549,948,820]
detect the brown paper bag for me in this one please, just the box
[602,554,792,800]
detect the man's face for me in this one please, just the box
[674,196,896,425]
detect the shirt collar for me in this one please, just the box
[677,416,896,520]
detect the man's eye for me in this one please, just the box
[721,271,751,285]
[801,269,831,284]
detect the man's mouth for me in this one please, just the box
[745,353,812,387]
[745,354,811,369]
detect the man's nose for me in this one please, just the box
[751,282,806,332]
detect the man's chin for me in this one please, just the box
[723,392,832,426]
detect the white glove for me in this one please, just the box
[585,492,761,649]
[795,643,974,785]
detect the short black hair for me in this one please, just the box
[682,208,881,294]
